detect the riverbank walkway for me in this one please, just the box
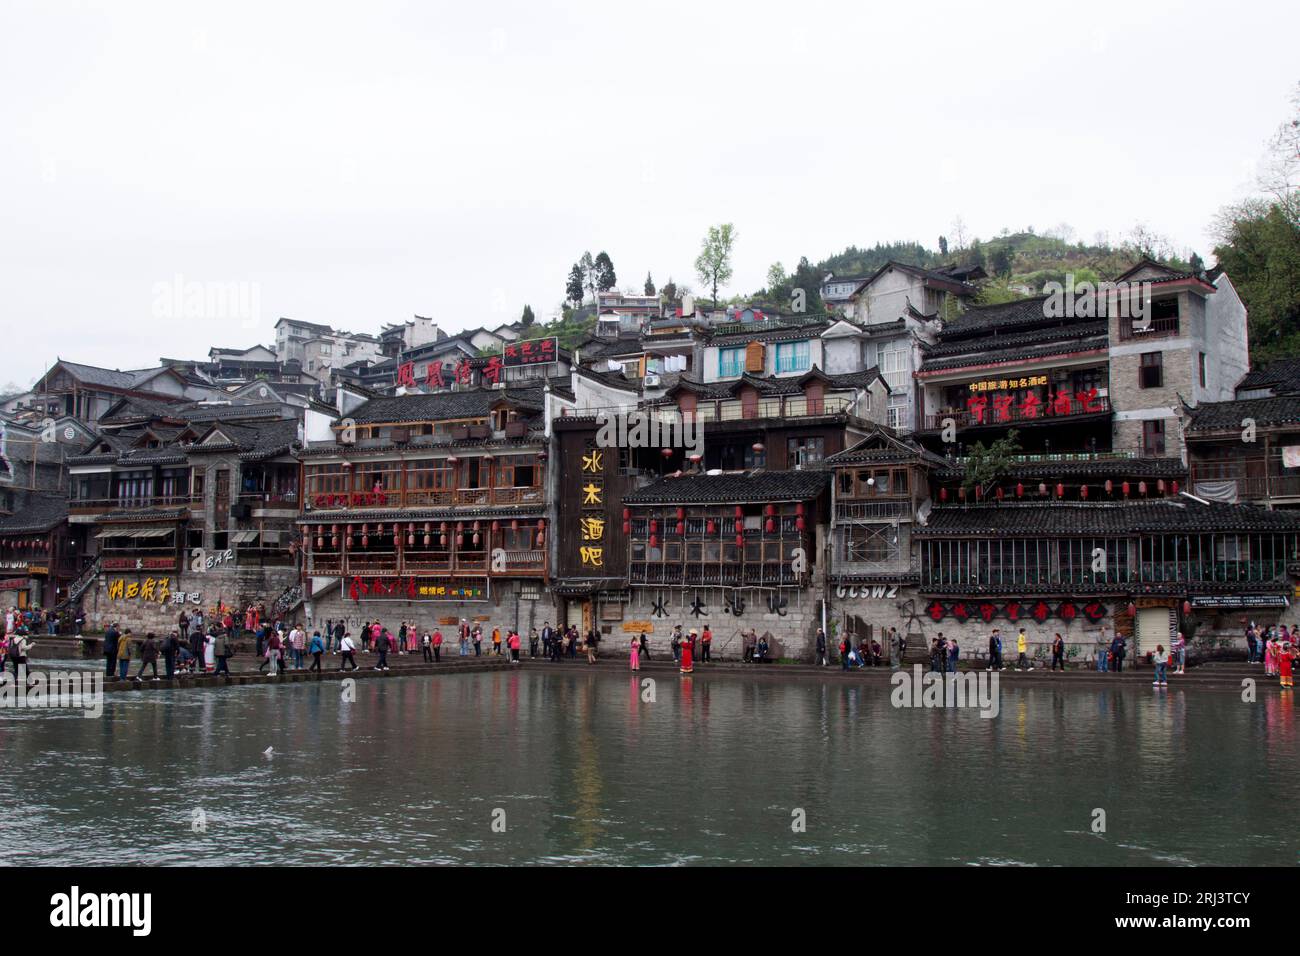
[20,636,1276,694]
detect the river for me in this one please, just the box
[1,665,1295,865]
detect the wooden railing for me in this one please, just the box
[924,395,1110,430]
[70,495,200,514]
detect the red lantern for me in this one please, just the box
[423,532,431,547]
[623,521,631,535]
[1039,483,1047,495]
[958,487,966,501]
[315,534,323,548]
[1015,483,1024,498]
[440,534,448,547]
[996,487,1004,500]
[392,523,399,536]
[362,533,369,547]
[765,518,775,533]
[1121,482,1130,497]
[650,519,658,533]
[706,520,716,534]
[649,534,658,548]
[735,506,743,519]
[661,448,673,458]
[676,522,685,535]
[492,520,500,532]
[472,532,481,546]
[456,521,465,532]
[1138,481,1147,496]
[441,521,449,532]
[1158,479,1166,493]
[1182,600,1192,616]
[537,519,545,530]
[407,531,415,546]
[1056,483,1065,498]
[752,443,764,453]
[1105,479,1113,493]
[796,503,805,516]
[765,504,775,516]
[1080,485,1088,499]
[510,519,518,531]
[677,507,686,520]
[796,516,805,531]
[735,534,744,548]
[1171,481,1180,495]
[1127,602,1137,616]
[622,508,631,521]
[940,488,948,502]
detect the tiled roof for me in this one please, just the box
[668,367,883,400]
[708,322,830,346]
[1187,396,1300,432]
[919,336,1107,374]
[936,296,1055,338]
[825,427,944,466]
[1236,359,1300,396]
[934,457,1186,480]
[923,321,1107,359]
[915,500,1300,536]
[0,495,68,534]
[624,470,830,505]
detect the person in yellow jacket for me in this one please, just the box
[116,629,135,681]
[1016,628,1032,671]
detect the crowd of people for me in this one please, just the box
[13,598,1299,691]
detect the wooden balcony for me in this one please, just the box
[306,486,543,511]
[69,495,200,515]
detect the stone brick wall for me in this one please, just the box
[618,586,823,659]
[84,565,299,635]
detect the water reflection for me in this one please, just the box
[0,670,1296,866]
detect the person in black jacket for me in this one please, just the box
[103,623,120,678]
[162,631,180,678]
[135,633,160,681]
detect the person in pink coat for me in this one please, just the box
[508,630,521,663]
[629,635,642,671]
[1265,635,1278,676]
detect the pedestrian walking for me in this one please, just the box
[340,633,358,671]
[422,630,433,663]
[116,629,134,681]
[432,628,443,662]
[309,631,324,671]
[1051,632,1065,671]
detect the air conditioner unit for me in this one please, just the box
[644,373,661,387]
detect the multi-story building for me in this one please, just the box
[296,388,552,635]
[67,399,304,632]
[0,414,96,610]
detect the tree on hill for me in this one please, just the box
[520,304,535,328]
[594,252,616,292]
[644,272,655,296]
[565,263,585,308]
[694,223,736,308]
[661,278,677,302]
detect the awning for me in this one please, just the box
[261,530,284,544]
[95,526,175,539]
[231,530,260,544]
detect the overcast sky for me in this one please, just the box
[2,0,1296,388]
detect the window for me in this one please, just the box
[880,346,909,392]
[787,437,825,464]
[1139,352,1163,389]
[1199,352,1207,388]
[719,347,744,378]
[1142,419,1166,456]
[774,340,811,373]
[887,405,907,430]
